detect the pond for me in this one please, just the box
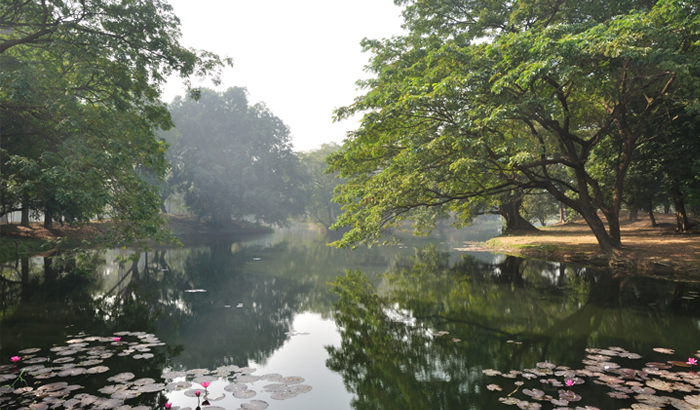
[2,222,700,410]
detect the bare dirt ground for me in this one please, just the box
[484,211,700,278]
[0,221,107,242]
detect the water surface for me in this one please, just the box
[1,223,700,409]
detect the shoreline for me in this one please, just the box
[0,214,273,262]
[481,212,700,279]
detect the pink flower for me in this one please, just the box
[688,358,698,365]
[165,403,172,409]
[194,390,201,397]
[10,356,20,362]
[113,337,121,342]
[201,381,210,388]
[565,379,574,387]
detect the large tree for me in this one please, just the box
[164,88,305,225]
[298,143,345,230]
[0,0,229,244]
[328,0,700,253]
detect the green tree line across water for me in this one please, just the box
[2,0,700,255]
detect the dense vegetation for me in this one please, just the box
[3,0,699,255]
[0,0,230,246]
[162,88,306,226]
[328,0,700,253]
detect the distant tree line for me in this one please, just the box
[159,88,344,230]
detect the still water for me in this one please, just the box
[2,222,700,410]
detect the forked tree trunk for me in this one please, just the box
[579,204,619,255]
[498,194,538,234]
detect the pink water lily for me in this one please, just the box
[201,381,210,388]
[165,403,172,409]
[10,356,20,362]
[194,390,201,397]
[113,337,121,342]
[688,357,698,365]
[565,379,574,387]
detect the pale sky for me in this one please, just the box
[162,0,405,152]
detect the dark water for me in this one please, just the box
[2,223,700,409]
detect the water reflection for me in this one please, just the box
[328,246,700,410]
[2,226,700,410]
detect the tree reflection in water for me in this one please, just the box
[327,246,700,410]
[0,252,169,408]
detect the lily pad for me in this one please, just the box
[162,371,186,379]
[240,400,269,410]
[269,391,297,400]
[86,366,110,374]
[289,384,312,394]
[111,390,140,400]
[192,375,218,383]
[237,375,260,383]
[233,390,257,399]
[281,376,304,385]
[58,367,86,377]
[107,372,136,383]
[224,383,248,392]
[135,383,165,393]
[652,347,675,355]
[259,374,283,382]
[166,381,192,391]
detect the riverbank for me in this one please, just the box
[483,212,700,278]
[0,214,272,262]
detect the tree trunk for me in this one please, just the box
[559,202,566,223]
[628,208,638,222]
[44,256,56,281]
[664,203,671,214]
[21,192,30,226]
[21,257,29,284]
[44,206,53,230]
[647,198,657,227]
[671,179,690,232]
[498,193,538,234]
[580,206,619,254]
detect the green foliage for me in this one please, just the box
[163,88,306,225]
[523,190,559,226]
[329,0,700,252]
[297,143,344,229]
[0,0,230,246]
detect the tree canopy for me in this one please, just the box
[0,0,230,245]
[163,87,305,225]
[328,0,700,253]
[297,143,345,230]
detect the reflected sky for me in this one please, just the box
[3,221,700,409]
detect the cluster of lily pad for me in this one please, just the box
[483,346,700,410]
[161,366,312,410]
[1,332,312,410]
[0,331,166,409]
